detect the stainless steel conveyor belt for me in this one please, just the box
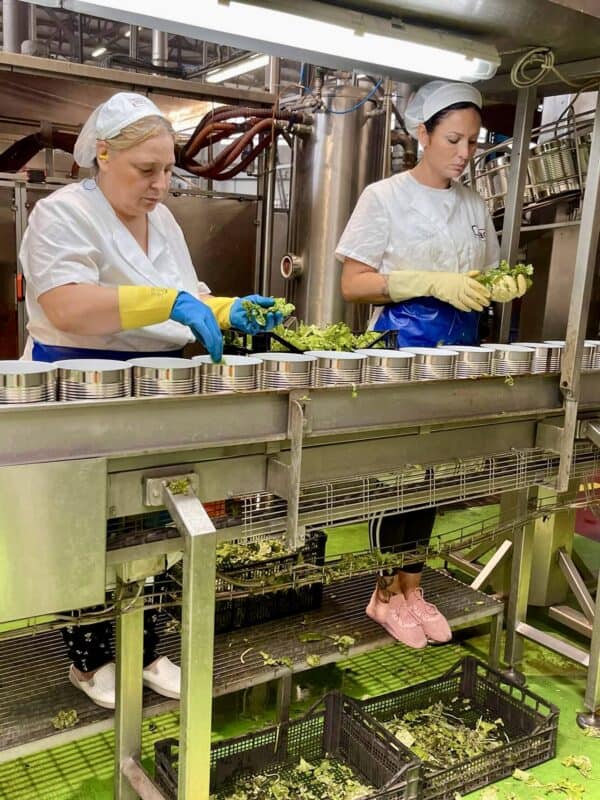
[2,372,600,798]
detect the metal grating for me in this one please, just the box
[0,569,501,754]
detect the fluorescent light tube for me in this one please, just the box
[91,46,107,58]
[44,0,500,82]
[205,53,269,83]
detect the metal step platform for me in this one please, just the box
[0,567,502,760]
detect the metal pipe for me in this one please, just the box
[128,25,138,60]
[557,90,600,491]
[27,2,36,41]
[258,56,279,296]
[497,86,537,342]
[381,77,392,179]
[151,30,168,69]
[3,0,29,53]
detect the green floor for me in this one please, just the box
[1,509,599,800]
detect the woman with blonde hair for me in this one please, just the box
[19,91,281,707]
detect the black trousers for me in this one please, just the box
[62,609,160,673]
[368,507,437,574]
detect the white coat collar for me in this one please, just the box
[405,172,458,224]
[91,182,169,285]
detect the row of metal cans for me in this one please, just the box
[0,340,599,403]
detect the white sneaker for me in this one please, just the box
[69,662,116,709]
[142,656,181,700]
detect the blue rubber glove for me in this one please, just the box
[229,295,284,335]
[169,291,223,362]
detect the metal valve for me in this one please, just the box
[280,253,304,279]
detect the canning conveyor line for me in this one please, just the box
[2,372,600,799]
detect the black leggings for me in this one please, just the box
[368,507,436,574]
[61,609,160,673]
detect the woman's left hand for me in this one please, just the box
[489,274,528,303]
[230,295,284,335]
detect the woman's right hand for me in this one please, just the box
[429,270,491,312]
[169,291,224,362]
[387,269,490,312]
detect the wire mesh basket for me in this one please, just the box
[481,344,533,376]
[408,348,458,381]
[194,355,262,393]
[154,692,421,800]
[437,346,492,378]
[128,357,198,396]
[354,349,415,383]
[0,361,57,403]
[55,359,132,400]
[306,351,367,387]
[358,656,559,800]
[256,352,316,389]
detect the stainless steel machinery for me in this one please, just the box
[281,77,386,327]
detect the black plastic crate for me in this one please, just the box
[154,692,421,800]
[358,656,559,800]
[167,530,327,635]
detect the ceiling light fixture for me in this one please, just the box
[37,0,500,82]
[204,53,270,83]
[91,46,107,58]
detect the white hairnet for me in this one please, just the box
[404,80,482,139]
[73,92,166,167]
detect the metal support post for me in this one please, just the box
[488,609,504,670]
[115,580,146,800]
[162,484,217,800]
[286,392,306,551]
[557,91,600,491]
[579,567,600,728]
[470,539,512,591]
[503,489,532,676]
[497,86,537,342]
[152,30,168,69]
[381,78,392,179]
[258,56,280,296]
[129,25,138,60]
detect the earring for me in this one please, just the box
[98,153,109,162]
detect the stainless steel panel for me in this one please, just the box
[0,186,18,359]
[164,194,257,296]
[275,419,539,485]
[0,458,107,622]
[303,373,564,437]
[288,84,384,325]
[0,392,290,466]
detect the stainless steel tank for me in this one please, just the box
[283,81,385,326]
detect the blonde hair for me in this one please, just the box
[103,114,175,151]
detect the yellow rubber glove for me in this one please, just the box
[118,286,177,329]
[489,274,528,303]
[387,270,491,312]
[201,296,235,329]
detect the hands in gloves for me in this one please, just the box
[489,274,528,303]
[387,269,491,312]
[169,291,223,362]
[230,294,284,335]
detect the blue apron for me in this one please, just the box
[32,342,184,363]
[373,297,479,349]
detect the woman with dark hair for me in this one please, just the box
[336,81,524,649]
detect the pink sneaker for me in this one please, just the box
[366,588,427,649]
[406,588,452,643]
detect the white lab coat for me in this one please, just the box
[335,171,499,327]
[19,180,209,356]
[336,171,499,273]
